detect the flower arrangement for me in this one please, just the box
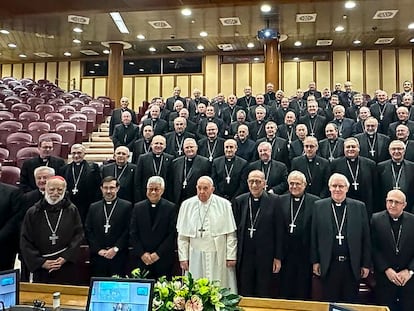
[130,269,241,311]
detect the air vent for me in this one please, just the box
[316,39,333,46]
[80,50,100,56]
[373,10,398,19]
[68,15,90,25]
[217,44,234,51]
[219,17,241,26]
[296,13,317,23]
[34,52,53,57]
[148,21,172,29]
[375,37,394,44]
[167,45,185,52]
[35,33,55,39]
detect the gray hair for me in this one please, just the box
[147,176,165,188]
[34,166,55,178]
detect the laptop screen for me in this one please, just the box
[86,278,154,311]
[0,269,19,309]
[329,304,355,311]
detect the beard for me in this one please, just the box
[45,191,65,205]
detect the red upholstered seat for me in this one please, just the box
[11,103,31,118]
[88,100,105,124]
[58,105,76,119]
[44,112,64,130]
[60,92,75,103]
[4,96,23,110]
[79,94,92,104]
[0,147,10,162]
[18,111,41,129]
[56,122,78,146]
[27,121,51,143]
[0,111,15,121]
[0,165,20,186]
[48,98,65,108]
[69,90,82,97]
[6,132,34,160]
[0,120,23,146]
[16,147,39,168]
[68,99,84,110]
[35,104,54,119]
[80,106,97,128]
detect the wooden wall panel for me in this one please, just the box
[365,50,380,96]
[1,64,12,77]
[205,55,218,99]
[58,62,69,91]
[176,76,189,97]
[94,78,107,98]
[148,76,161,102]
[235,63,249,97]
[349,51,364,92]
[134,77,147,109]
[46,62,57,83]
[382,49,397,95]
[12,64,23,80]
[190,75,204,96]
[23,63,34,80]
[122,77,133,103]
[69,61,81,90]
[398,49,413,92]
[316,61,330,90]
[220,64,234,97]
[283,62,298,97]
[332,51,347,86]
[81,79,93,96]
[162,76,174,99]
[299,62,313,90]
[34,63,45,81]
[251,63,265,95]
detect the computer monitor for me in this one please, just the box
[329,304,355,311]
[86,278,155,311]
[0,269,19,309]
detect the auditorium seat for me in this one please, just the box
[45,112,64,130]
[40,91,56,103]
[69,90,82,97]
[88,100,105,124]
[37,79,50,85]
[48,98,65,108]
[79,94,92,104]
[27,96,46,110]
[19,78,34,86]
[16,147,39,168]
[27,121,51,143]
[58,105,76,119]
[60,92,75,103]
[18,111,41,129]
[0,165,20,186]
[69,113,88,138]
[0,147,9,162]
[69,99,84,110]
[19,91,35,103]
[11,103,31,118]
[0,120,23,146]
[35,103,54,119]
[39,132,64,158]
[96,96,113,115]
[8,81,22,89]
[12,85,28,95]
[0,111,15,121]
[33,85,47,96]
[80,106,97,128]
[56,122,78,146]
[6,132,34,160]
[4,96,23,110]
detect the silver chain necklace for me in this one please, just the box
[71,163,84,195]
[103,200,118,234]
[44,209,64,245]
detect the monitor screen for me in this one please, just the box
[0,269,19,309]
[86,278,154,311]
[329,304,355,311]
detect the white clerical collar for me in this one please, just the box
[294,197,301,202]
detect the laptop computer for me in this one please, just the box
[329,304,355,311]
[85,278,154,311]
[0,269,20,310]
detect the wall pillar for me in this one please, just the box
[264,39,280,89]
[107,43,124,107]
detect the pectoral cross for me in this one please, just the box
[208,156,213,162]
[183,179,187,189]
[289,223,296,234]
[329,156,334,162]
[198,227,206,237]
[49,233,59,245]
[72,187,78,195]
[225,176,231,184]
[178,150,182,156]
[104,222,111,234]
[352,181,359,191]
[394,185,401,190]
[369,149,375,157]
[336,233,344,245]
[248,227,256,238]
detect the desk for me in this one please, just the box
[19,283,389,311]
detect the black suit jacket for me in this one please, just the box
[370,102,397,134]
[330,118,355,139]
[299,114,327,141]
[388,120,414,140]
[142,118,168,136]
[109,108,137,136]
[112,123,139,151]
[197,137,225,162]
[248,120,267,141]
[166,95,186,112]
[237,96,257,114]
[355,132,390,163]
[311,197,371,279]
[339,91,358,108]
[303,90,322,100]
[318,138,345,162]
[254,137,289,167]
[197,117,225,139]
[289,139,304,161]
[165,131,195,158]
[404,140,414,162]
[247,160,288,194]
[101,163,136,203]
[20,156,65,193]
[131,138,152,164]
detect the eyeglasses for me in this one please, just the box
[330,184,347,189]
[248,179,264,185]
[304,145,317,149]
[386,199,404,205]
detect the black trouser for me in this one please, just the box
[90,251,128,277]
[279,256,312,300]
[375,273,414,311]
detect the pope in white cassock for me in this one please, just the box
[177,176,238,293]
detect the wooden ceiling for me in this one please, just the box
[0,0,413,63]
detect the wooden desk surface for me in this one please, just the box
[19,283,389,311]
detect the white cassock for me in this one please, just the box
[177,194,237,293]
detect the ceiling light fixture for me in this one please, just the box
[410,38,414,43]
[103,49,110,54]
[139,68,144,72]
[247,42,255,48]
[408,23,414,29]
[109,12,129,34]
[344,1,356,9]
[73,27,83,33]
[353,39,361,44]
[260,4,272,13]
[294,41,302,46]
[181,8,192,16]
[0,29,10,34]
[197,44,204,50]
[293,57,300,61]
[94,63,100,67]
[8,43,16,48]
[335,25,345,32]
[64,52,72,56]
[89,70,95,74]
[149,47,156,52]
[129,61,135,65]
[19,54,27,58]
[73,39,81,44]
[253,57,260,61]
[200,31,208,37]
[137,34,145,40]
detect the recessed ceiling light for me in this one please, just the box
[149,47,156,52]
[260,4,272,13]
[103,49,110,54]
[410,38,414,43]
[0,29,10,34]
[200,31,208,37]
[197,44,204,50]
[408,23,414,29]
[109,12,129,34]
[94,63,100,67]
[8,43,16,48]
[293,57,300,61]
[137,34,145,40]
[253,57,260,61]
[129,61,135,65]
[73,27,83,33]
[344,1,356,9]
[353,39,361,44]
[335,25,345,32]
[19,54,27,58]
[294,41,302,46]
[169,60,175,64]
[64,52,71,56]
[247,42,255,48]
[89,70,95,74]
[181,8,192,16]
[139,68,144,72]
[73,39,81,44]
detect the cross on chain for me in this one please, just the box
[336,233,344,245]
[49,233,59,245]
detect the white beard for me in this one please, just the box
[45,192,65,205]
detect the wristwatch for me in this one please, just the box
[113,246,119,253]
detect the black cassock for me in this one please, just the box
[85,198,132,277]
[101,163,136,203]
[20,197,84,284]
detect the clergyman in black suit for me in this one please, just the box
[109,97,137,137]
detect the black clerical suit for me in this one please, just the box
[233,192,283,298]
[254,137,289,167]
[299,114,327,141]
[279,192,320,300]
[211,155,248,201]
[0,182,22,270]
[131,138,152,164]
[222,105,242,127]
[20,156,65,192]
[355,132,390,163]
[303,90,322,100]
[109,108,137,137]
[236,138,256,162]
[197,117,225,139]
[277,124,298,146]
[388,120,414,140]
[59,160,101,224]
[288,139,304,162]
[248,120,267,141]
[142,118,168,136]
[247,160,288,195]
[371,211,414,311]
[330,118,355,139]
[330,156,377,217]
[318,138,345,162]
[165,131,195,158]
[403,140,414,162]
[291,155,330,198]
[85,198,132,277]
[339,91,358,108]
[165,95,186,112]
[168,155,211,205]
[237,96,257,114]
[311,198,371,303]
[370,102,397,134]
[130,198,176,279]
[134,152,174,203]
[101,163,136,203]
[377,159,414,213]
[112,123,139,151]
[197,137,225,162]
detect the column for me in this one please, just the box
[108,42,123,108]
[264,39,280,89]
